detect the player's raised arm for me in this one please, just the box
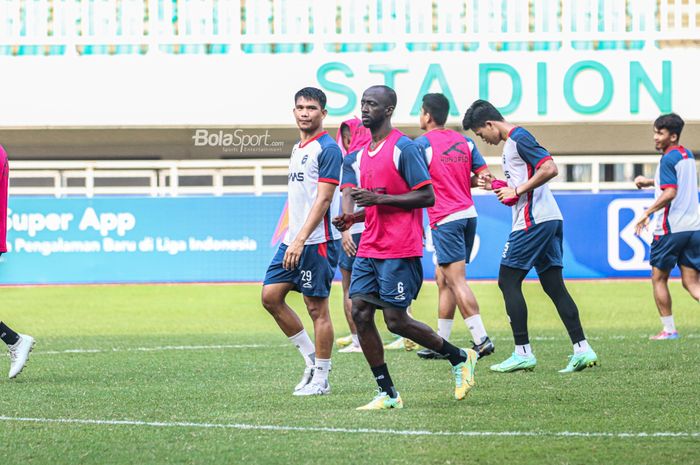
[495,133,558,202]
[634,175,655,189]
[469,138,492,187]
[634,155,678,236]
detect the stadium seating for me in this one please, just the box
[0,0,695,56]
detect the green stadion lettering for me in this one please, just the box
[316,62,356,116]
[316,60,673,118]
[479,63,522,115]
[564,61,613,114]
[630,61,672,114]
[368,65,408,89]
[409,64,459,116]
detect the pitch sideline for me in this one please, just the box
[0,415,697,439]
[21,334,700,357]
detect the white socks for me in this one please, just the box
[312,358,331,384]
[437,318,454,340]
[289,329,316,368]
[661,315,676,333]
[289,330,331,385]
[465,315,488,344]
[515,343,533,357]
[437,315,489,344]
[573,339,590,355]
[351,333,360,347]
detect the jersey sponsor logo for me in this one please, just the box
[607,198,653,270]
[440,142,470,163]
[444,142,467,156]
[502,153,511,179]
[288,172,305,182]
[301,154,309,165]
[502,241,510,258]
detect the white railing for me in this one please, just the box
[0,0,697,53]
[8,155,670,197]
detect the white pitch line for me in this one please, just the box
[14,334,700,357]
[0,416,697,439]
[29,344,270,356]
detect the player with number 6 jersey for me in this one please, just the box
[334,86,478,410]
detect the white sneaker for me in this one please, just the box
[8,334,35,379]
[338,344,362,353]
[294,366,314,392]
[293,380,331,396]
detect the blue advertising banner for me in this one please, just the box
[1,196,285,284]
[456,191,660,280]
[0,192,663,285]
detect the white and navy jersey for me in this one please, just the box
[284,131,343,246]
[502,127,562,231]
[339,150,365,234]
[653,146,700,236]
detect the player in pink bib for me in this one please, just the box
[334,118,372,353]
[334,86,478,410]
[0,144,36,379]
[413,93,495,361]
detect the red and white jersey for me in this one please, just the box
[502,127,562,231]
[284,132,343,245]
[653,145,700,235]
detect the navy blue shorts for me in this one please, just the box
[349,257,423,309]
[431,217,477,266]
[650,230,700,271]
[263,240,340,298]
[501,220,563,273]
[338,233,362,271]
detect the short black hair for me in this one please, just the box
[366,85,397,107]
[422,93,449,126]
[294,87,327,110]
[462,99,504,131]
[654,113,684,139]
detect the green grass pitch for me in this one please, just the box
[0,281,698,464]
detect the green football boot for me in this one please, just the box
[489,352,537,373]
[559,349,599,373]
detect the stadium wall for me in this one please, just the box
[0,192,676,285]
